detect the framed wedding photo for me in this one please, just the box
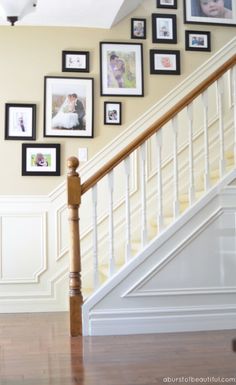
[157,0,177,9]
[152,13,177,44]
[22,143,60,176]
[185,30,211,51]
[150,49,180,75]
[62,51,90,72]
[104,102,122,125]
[131,18,146,39]
[184,0,236,26]
[100,42,144,97]
[44,76,94,138]
[5,103,36,140]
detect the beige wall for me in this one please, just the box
[0,0,235,195]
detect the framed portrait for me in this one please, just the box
[184,0,236,26]
[100,42,144,97]
[62,51,90,72]
[131,18,146,39]
[22,143,60,176]
[44,76,94,138]
[150,49,181,75]
[104,102,122,125]
[157,0,177,9]
[152,13,177,44]
[185,30,211,51]
[5,103,36,140]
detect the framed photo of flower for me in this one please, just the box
[22,143,60,176]
[5,103,36,140]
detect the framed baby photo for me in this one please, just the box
[184,0,236,26]
[131,18,146,39]
[100,42,144,97]
[152,14,177,44]
[62,51,90,72]
[44,76,94,138]
[156,0,177,9]
[22,143,60,176]
[5,103,36,140]
[150,49,181,75]
[185,30,211,51]
[104,102,122,125]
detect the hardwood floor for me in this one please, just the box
[0,312,235,385]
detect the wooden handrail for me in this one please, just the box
[81,54,236,195]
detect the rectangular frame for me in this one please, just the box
[131,18,146,39]
[150,49,180,75]
[184,0,236,26]
[185,30,211,51]
[44,76,94,138]
[62,50,90,72]
[22,143,60,176]
[152,13,177,44]
[104,102,122,125]
[100,42,144,97]
[157,0,177,9]
[5,103,36,140]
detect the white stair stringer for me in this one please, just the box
[82,168,236,336]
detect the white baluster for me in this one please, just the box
[187,103,195,206]
[124,156,131,262]
[156,130,164,232]
[202,90,210,191]
[140,143,147,247]
[232,66,236,165]
[172,117,179,219]
[92,185,99,289]
[217,77,225,178]
[108,170,115,276]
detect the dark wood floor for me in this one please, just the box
[0,312,235,385]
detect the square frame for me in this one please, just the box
[100,42,144,97]
[185,30,211,51]
[184,0,236,26]
[150,49,180,75]
[22,143,60,176]
[156,0,177,9]
[152,13,177,44]
[62,51,90,72]
[5,103,36,140]
[104,102,122,125]
[44,76,94,138]
[131,18,146,39]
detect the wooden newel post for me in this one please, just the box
[67,156,83,337]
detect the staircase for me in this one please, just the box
[67,52,236,336]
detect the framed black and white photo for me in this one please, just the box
[150,49,180,75]
[104,102,122,125]
[22,143,60,176]
[131,18,146,39]
[157,0,177,9]
[5,103,36,140]
[44,76,93,138]
[185,30,211,51]
[152,13,177,44]
[62,51,89,72]
[184,0,236,26]
[100,42,144,97]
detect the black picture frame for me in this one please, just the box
[152,13,177,44]
[156,0,177,9]
[104,102,122,125]
[150,49,181,75]
[184,0,236,27]
[185,30,211,51]
[22,143,60,176]
[131,18,146,39]
[62,51,90,72]
[5,103,36,140]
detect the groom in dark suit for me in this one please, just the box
[71,93,85,130]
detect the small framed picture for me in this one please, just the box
[185,30,211,51]
[131,18,146,39]
[150,49,180,75]
[62,51,89,72]
[152,13,177,44]
[5,103,36,140]
[157,0,177,9]
[22,143,60,176]
[104,102,122,125]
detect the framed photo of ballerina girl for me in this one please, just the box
[184,0,236,26]
[44,76,94,138]
[5,103,36,140]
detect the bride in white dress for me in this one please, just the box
[52,94,79,129]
